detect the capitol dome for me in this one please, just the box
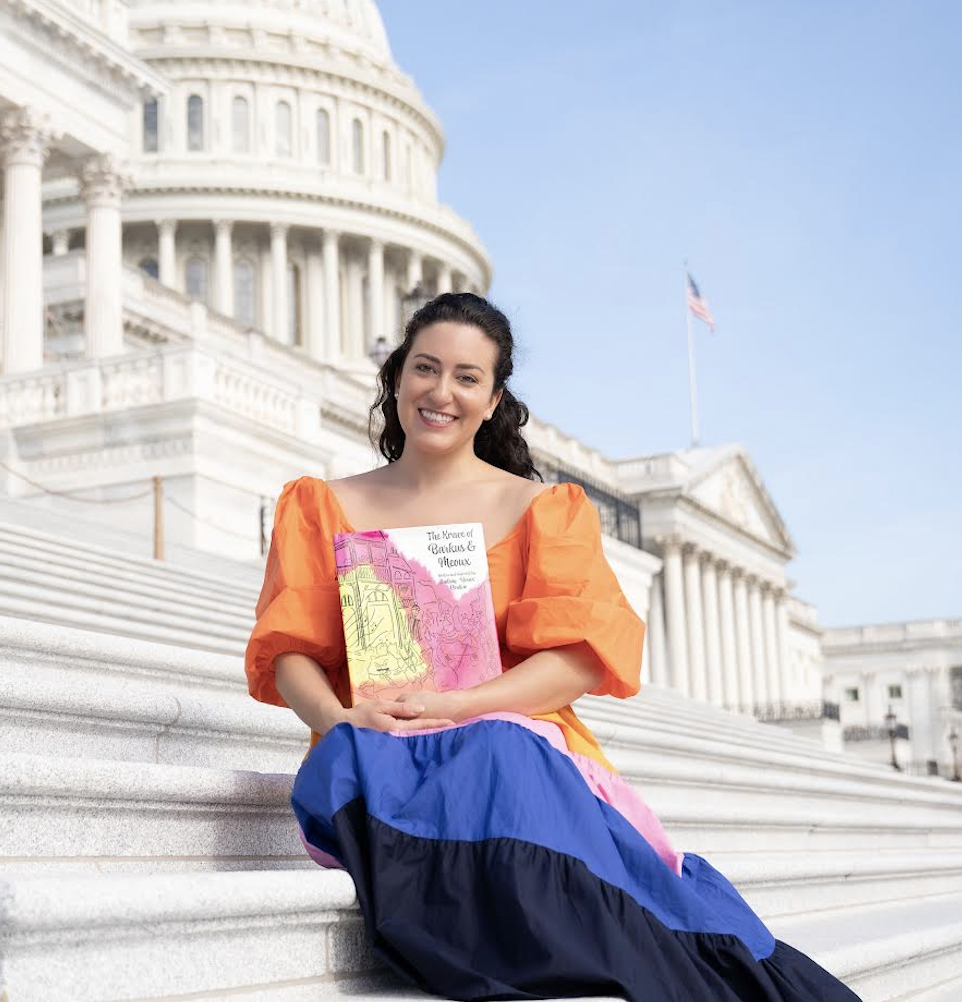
[42,0,491,370]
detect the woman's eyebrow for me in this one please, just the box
[413,353,484,372]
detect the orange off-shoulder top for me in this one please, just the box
[245,476,646,771]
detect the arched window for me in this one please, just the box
[233,259,255,326]
[232,96,250,154]
[138,257,159,280]
[142,99,159,153]
[185,256,208,302]
[187,94,204,151]
[382,130,391,181]
[351,117,364,174]
[276,100,292,157]
[287,262,302,345]
[316,108,331,165]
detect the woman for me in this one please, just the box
[245,293,862,1001]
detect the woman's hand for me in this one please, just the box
[394,689,470,724]
[341,697,457,733]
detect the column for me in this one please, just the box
[701,555,724,706]
[436,261,452,294]
[717,562,740,709]
[683,544,708,702]
[748,578,769,709]
[662,539,689,697]
[270,223,288,343]
[322,228,341,360]
[406,248,423,292]
[51,230,69,256]
[157,219,177,287]
[214,219,233,316]
[762,585,781,707]
[774,592,792,705]
[367,238,384,351]
[305,238,324,361]
[345,254,365,358]
[1,107,53,374]
[733,571,754,713]
[647,574,669,687]
[80,154,129,360]
[907,667,935,768]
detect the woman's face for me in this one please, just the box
[396,321,503,450]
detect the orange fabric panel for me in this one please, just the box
[245,476,646,773]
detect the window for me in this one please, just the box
[232,96,250,153]
[138,257,159,280]
[316,108,331,165]
[185,256,208,303]
[187,94,204,151]
[288,261,301,345]
[887,684,903,700]
[844,687,860,702]
[276,100,292,157]
[143,99,159,153]
[382,130,391,181]
[233,259,255,326]
[351,117,364,173]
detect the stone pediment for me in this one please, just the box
[687,450,794,554]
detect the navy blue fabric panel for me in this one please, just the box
[327,799,864,1002]
[292,719,775,958]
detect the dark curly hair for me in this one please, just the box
[368,292,543,481]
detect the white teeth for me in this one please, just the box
[420,409,456,424]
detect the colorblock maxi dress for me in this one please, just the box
[245,476,862,1002]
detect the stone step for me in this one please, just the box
[0,654,872,783]
[0,519,261,601]
[4,749,962,910]
[769,892,962,1001]
[0,543,254,626]
[721,848,962,919]
[0,867,954,1002]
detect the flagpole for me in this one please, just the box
[685,265,700,448]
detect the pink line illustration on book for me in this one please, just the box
[334,525,501,704]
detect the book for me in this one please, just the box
[333,521,502,705]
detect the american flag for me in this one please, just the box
[686,272,716,332]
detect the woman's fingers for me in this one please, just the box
[378,700,426,718]
[385,716,456,731]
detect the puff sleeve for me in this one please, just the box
[244,477,347,708]
[504,483,646,700]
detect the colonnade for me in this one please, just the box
[0,105,477,377]
[147,218,471,360]
[647,536,793,711]
[0,106,129,374]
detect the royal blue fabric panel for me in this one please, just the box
[291,718,775,960]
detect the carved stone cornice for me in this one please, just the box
[79,154,134,207]
[0,108,58,168]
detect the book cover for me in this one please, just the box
[333,522,502,705]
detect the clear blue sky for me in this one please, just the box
[378,0,961,628]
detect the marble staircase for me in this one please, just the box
[1,515,960,1001]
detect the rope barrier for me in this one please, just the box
[0,460,267,548]
[0,459,153,502]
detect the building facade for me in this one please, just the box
[0,0,956,772]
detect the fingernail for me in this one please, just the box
[411,704,425,712]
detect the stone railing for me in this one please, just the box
[823,619,962,651]
[0,343,318,439]
[751,700,841,724]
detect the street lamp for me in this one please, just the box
[949,726,960,782]
[884,704,902,771]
